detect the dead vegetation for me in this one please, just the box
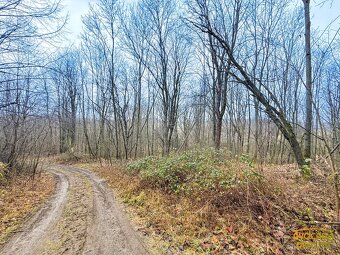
[0,173,56,245]
[79,149,340,254]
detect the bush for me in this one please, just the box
[127,156,156,174]
[127,149,263,194]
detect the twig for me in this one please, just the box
[303,221,340,225]
[326,143,340,159]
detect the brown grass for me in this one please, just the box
[0,173,56,244]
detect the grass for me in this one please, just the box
[0,172,56,244]
[76,148,340,254]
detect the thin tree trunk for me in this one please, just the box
[303,0,312,160]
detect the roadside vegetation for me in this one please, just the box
[0,164,55,244]
[78,149,339,254]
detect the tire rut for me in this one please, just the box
[0,169,69,255]
[71,166,149,255]
[0,165,149,255]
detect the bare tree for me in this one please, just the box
[187,0,307,168]
[52,50,80,154]
[302,0,313,161]
[139,0,191,156]
[0,0,65,176]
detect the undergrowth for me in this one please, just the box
[127,149,263,196]
[80,149,339,254]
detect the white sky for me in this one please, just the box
[61,0,95,44]
[61,0,340,45]
[309,0,340,35]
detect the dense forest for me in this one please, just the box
[1,0,340,254]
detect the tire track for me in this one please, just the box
[72,167,149,255]
[0,165,149,255]
[0,169,69,255]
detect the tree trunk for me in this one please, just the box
[303,0,313,160]
[215,117,222,150]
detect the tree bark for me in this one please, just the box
[303,0,313,160]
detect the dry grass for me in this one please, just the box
[77,157,340,255]
[0,173,56,244]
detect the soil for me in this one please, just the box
[0,165,149,255]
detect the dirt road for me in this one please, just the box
[0,165,149,255]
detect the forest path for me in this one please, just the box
[0,165,149,255]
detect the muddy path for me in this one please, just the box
[0,165,149,255]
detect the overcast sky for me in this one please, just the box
[61,0,95,44]
[61,0,340,45]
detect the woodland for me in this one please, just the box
[0,0,340,254]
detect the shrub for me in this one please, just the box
[127,149,263,194]
[127,156,156,175]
